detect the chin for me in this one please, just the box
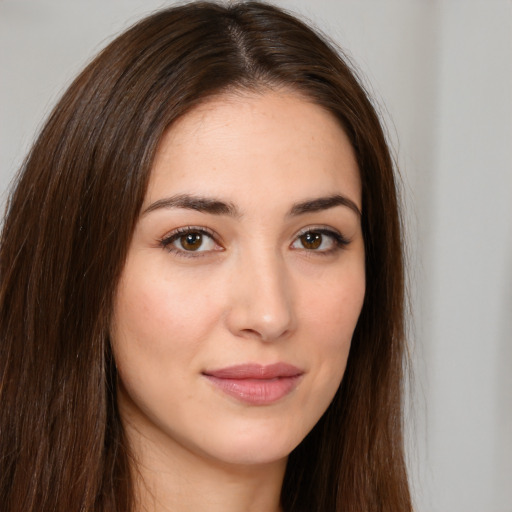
[190,416,308,468]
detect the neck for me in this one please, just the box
[125,420,286,512]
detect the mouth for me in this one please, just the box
[202,363,304,405]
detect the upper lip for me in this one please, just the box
[203,363,303,379]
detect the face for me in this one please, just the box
[110,90,365,470]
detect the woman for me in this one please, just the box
[0,2,411,511]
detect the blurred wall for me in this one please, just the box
[1,1,511,511]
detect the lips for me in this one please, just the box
[202,363,304,405]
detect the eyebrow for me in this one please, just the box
[289,194,361,217]
[143,192,361,218]
[143,194,240,217]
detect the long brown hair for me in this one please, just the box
[0,2,411,511]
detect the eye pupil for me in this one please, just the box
[181,232,202,251]
[301,232,322,250]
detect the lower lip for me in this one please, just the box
[204,375,302,405]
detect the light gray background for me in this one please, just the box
[1,1,511,511]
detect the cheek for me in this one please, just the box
[109,268,218,419]
[109,261,231,412]
[303,268,365,339]
[287,272,364,440]
[300,266,365,382]
[112,268,218,355]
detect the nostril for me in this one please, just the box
[224,264,296,341]
[240,328,266,340]
[239,326,292,342]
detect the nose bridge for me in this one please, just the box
[227,243,295,341]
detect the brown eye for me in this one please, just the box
[161,228,219,255]
[291,228,347,253]
[300,232,322,250]
[180,232,203,251]
[160,227,219,256]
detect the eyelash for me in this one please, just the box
[293,227,350,256]
[158,226,350,258]
[159,226,220,259]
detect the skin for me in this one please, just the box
[110,89,366,512]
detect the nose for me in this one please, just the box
[225,251,296,342]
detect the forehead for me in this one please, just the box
[146,89,361,211]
